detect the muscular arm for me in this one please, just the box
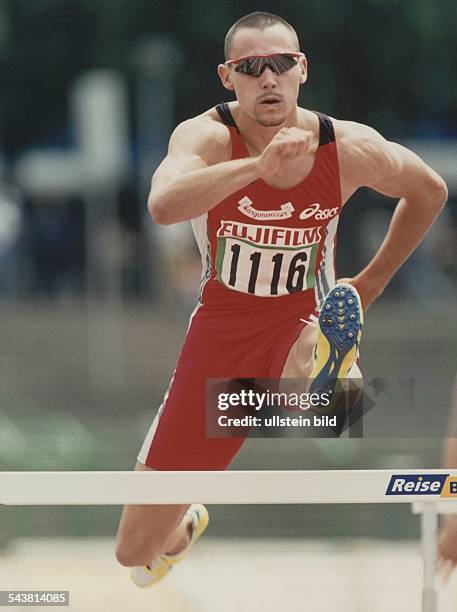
[149,114,316,225]
[337,122,448,307]
[148,117,260,225]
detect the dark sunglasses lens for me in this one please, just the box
[234,54,298,76]
[270,54,298,73]
[234,57,259,75]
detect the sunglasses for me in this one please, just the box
[225,52,304,77]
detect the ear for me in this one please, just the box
[299,54,308,85]
[218,63,235,91]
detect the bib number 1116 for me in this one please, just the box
[217,239,317,296]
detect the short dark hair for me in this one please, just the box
[224,11,299,60]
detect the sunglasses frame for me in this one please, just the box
[225,52,305,76]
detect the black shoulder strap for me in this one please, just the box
[216,104,334,143]
[215,102,240,133]
[313,111,336,146]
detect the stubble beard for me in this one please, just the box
[254,111,287,127]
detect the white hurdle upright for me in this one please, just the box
[1,469,456,612]
[412,501,457,612]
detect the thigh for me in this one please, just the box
[281,322,317,379]
[138,313,249,471]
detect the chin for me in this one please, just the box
[255,112,287,128]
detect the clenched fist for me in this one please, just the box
[256,127,316,177]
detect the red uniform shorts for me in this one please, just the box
[137,292,315,470]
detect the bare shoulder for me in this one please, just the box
[334,120,401,180]
[169,108,232,165]
[330,116,447,200]
[333,117,385,144]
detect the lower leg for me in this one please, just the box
[161,513,193,556]
[115,462,192,567]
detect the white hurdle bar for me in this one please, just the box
[1,469,457,612]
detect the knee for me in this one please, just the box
[115,545,137,567]
[115,537,161,568]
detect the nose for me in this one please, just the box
[258,65,278,88]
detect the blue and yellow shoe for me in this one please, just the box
[309,283,363,399]
[130,504,209,588]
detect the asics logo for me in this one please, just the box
[299,202,339,221]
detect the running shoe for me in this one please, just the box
[130,504,209,588]
[309,283,363,400]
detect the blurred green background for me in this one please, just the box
[1,0,457,155]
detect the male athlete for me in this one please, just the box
[115,11,448,586]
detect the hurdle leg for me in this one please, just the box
[421,502,438,612]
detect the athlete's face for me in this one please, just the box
[218,24,307,128]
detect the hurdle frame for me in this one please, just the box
[1,469,456,612]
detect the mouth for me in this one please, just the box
[258,96,282,108]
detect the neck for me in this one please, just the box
[231,103,311,153]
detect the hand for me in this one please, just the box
[337,276,383,310]
[438,517,457,583]
[256,127,315,177]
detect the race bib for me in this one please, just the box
[215,221,320,297]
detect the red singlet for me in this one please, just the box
[138,105,342,470]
